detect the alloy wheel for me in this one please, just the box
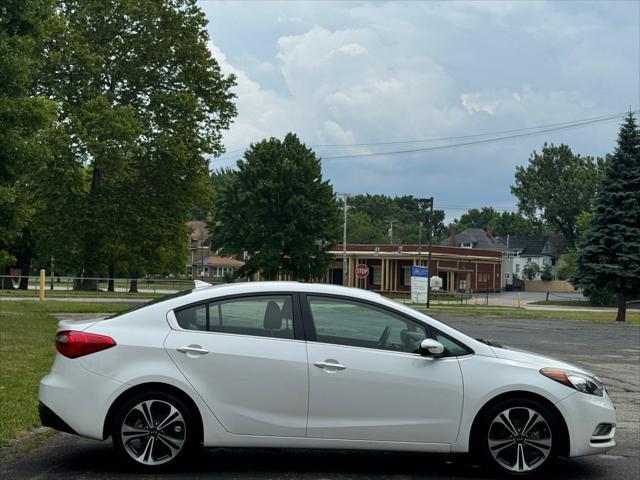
[120,399,187,466]
[487,407,552,473]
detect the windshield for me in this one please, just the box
[106,289,194,319]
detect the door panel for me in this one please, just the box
[307,343,463,443]
[164,294,308,437]
[303,294,464,443]
[165,330,308,437]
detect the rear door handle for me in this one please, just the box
[177,346,209,355]
[314,360,346,371]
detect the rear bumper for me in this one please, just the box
[39,401,77,435]
[39,356,127,440]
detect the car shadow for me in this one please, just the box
[31,437,608,480]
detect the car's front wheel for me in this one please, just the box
[112,391,196,470]
[480,398,561,475]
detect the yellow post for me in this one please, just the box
[517,292,521,308]
[39,269,46,301]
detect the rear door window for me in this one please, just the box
[175,295,294,340]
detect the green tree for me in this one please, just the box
[211,134,341,280]
[523,262,540,281]
[511,143,605,247]
[574,113,640,322]
[450,207,500,233]
[345,194,446,243]
[36,0,236,288]
[493,211,539,236]
[540,264,553,281]
[450,207,538,237]
[0,0,58,273]
[557,252,577,281]
[346,211,388,244]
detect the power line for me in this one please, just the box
[311,111,629,148]
[438,204,519,211]
[213,110,635,161]
[322,112,636,160]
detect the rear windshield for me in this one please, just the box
[106,289,194,319]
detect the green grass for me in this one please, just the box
[528,300,593,307]
[0,301,133,446]
[413,304,640,323]
[0,289,163,299]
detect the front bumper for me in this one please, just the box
[556,390,616,457]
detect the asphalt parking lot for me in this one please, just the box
[2,314,638,479]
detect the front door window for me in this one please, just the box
[307,296,426,354]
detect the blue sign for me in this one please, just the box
[411,265,429,278]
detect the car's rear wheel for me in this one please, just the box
[480,398,560,476]
[112,391,196,470]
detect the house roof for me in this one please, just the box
[192,255,244,268]
[328,243,502,259]
[497,234,564,257]
[502,236,547,255]
[208,256,244,268]
[440,228,505,251]
[187,220,208,242]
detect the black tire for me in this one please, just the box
[111,390,198,471]
[478,398,561,476]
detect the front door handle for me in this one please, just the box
[177,345,209,355]
[314,360,346,371]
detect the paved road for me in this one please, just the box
[2,315,638,479]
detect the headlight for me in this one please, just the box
[540,367,604,396]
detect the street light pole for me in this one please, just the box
[339,193,350,286]
[426,196,434,308]
[418,222,422,264]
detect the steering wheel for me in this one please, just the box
[377,325,392,348]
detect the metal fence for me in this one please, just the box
[0,275,197,296]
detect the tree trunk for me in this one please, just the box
[108,265,115,292]
[74,276,98,291]
[129,273,138,293]
[16,256,31,290]
[18,276,29,290]
[616,292,626,322]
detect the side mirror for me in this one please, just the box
[420,338,445,357]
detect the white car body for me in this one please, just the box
[39,282,616,471]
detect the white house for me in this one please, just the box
[442,228,564,287]
[499,235,564,284]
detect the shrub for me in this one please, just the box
[540,264,554,281]
[585,287,616,306]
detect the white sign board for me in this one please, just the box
[410,265,429,303]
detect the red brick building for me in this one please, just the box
[320,244,503,293]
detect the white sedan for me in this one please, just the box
[39,282,616,475]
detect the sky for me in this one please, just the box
[198,0,640,221]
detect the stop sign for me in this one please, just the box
[355,263,369,278]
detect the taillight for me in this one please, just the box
[55,330,116,358]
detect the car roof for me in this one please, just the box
[109,280,491,356]
[186,281,384,303]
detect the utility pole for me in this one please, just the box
[200,232,205,280]
[388,220,394,244]
[426,196,434,308]
[418,222,422,264]
[338,193,350,286]
[50,255,55,290]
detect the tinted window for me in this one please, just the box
[431,329,472,356]
[307,296,426,353]
[107,289,194,319]
[175,295,294,340]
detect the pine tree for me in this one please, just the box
[574,112,640,322]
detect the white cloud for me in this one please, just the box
[203,0,639,208]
